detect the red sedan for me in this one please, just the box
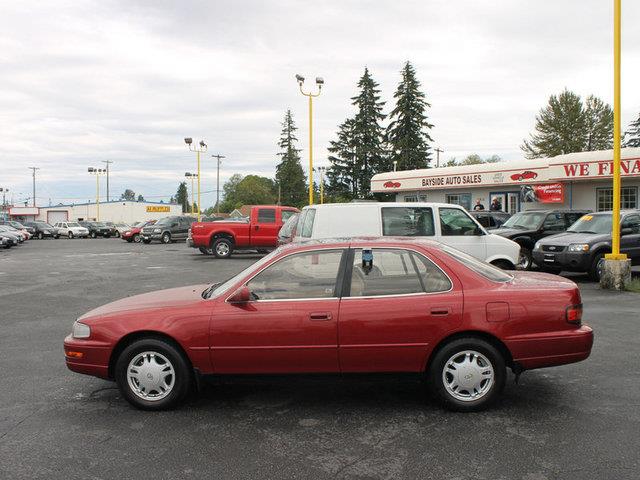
[64,239,593,411]
[121,220,156,243]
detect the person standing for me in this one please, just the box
[490,197,502,211]
[473,199,485,211]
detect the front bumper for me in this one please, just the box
[505,325,593,370]
[532,249,591,271]
[63,334,112,379]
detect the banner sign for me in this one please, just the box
[520,183,564,204]
[146,206,170,212]
[550,157,640,180]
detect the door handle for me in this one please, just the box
[430,307,450,316]
[309,312,332,321]
[255,225,260,231]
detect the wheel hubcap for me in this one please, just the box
[442,350,494,402]
[216,243,229,255]
[127,351,175,401]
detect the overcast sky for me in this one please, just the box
[1,0,639,208]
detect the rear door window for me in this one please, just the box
[543,213,565,232]
[381,207,434,236]
[439,208,479,236]
[257,208,276,223]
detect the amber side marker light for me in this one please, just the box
[66,351,84,359]
[566,304,583,325]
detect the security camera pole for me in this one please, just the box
[28,167,40,207]
[184,138,207,221]
[88,167,106,221]
[211,154,225,215]
[296,74,323,205]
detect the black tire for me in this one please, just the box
[490,259,514,270]
[133,234,141,243]
[518,247,533,270]
[115,338,192,411]
[588,252,604,281]
[199,247,213,255]
[68,232,74,239]
[126,238,133,243]
[161,232,172,244]
[142,239,151,244]
[428,337,506,412]
[38,232,44,240]
[115,231,121,238]
[90,231,97,239]
[212,238,233,259]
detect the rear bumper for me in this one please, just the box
[63,334,112,379]
[505,325,593,370]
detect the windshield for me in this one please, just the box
[94,222,106,227]
[441,245,513,282]
[67,222,81,227]
[567,214,612,234]
[203,250,280,299]
[36,222,52,228]
[10,222,25,228]
[279,214,299,237]
[502,212,545,230]
[155,217,172,226]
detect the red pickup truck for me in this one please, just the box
[188,205,299,258]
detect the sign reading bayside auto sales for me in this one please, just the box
[146,206,170,213]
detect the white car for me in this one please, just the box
[54,221,90,239]
[293,202,520,269]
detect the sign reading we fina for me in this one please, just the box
[553,158,640,179]
[146,206,170,213]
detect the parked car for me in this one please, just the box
[293,202,520,270]
[141,216,196,244]
[122,220,156,243]
[54,221,90,239]
[23,221,59,239]
[490,210,590,270]
[0,226,24,244]
[277,212,299,246]
[188,206,299,257]
[78,221,112,238]
[0,220,33,238]
[112,223,131,238]
[64,238,593,411]
[532,210,640,280]
[0,235,13,249]
[470,211,511,229]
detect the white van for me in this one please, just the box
[293,202,520,269]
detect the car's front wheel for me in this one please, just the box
[90,231,97,239]
[518,248,533,270]
[115,338,192,410]
[428,337,506,412]
[68,231,74,239]
[133,234,141,243]
[161,232,172,244]
[38,232,44,240]
[589,252,604,281]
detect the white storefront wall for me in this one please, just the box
[37,201,182,224]
[371,148,640,213]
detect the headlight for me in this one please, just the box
[153,228,161,233]
[124,231,131,235]
[568,243,590,252]
[72,321,91,339]
[533,241,541,250]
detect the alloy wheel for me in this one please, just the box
[216,242,230,256]
[126,351,175,401]
[442,350,494,402]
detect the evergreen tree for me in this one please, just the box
[521,89,613,158]
[120,189,136,201]
[386,61,434,170]
[623,113,640,147]
[175,182,189,213]
[584,95,613,151]
[275,110,307,207]
[136,194,144,202]
[327,118,358,199]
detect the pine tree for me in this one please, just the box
[624,113,640,147]
[386,61,434,170]
[350,67,387,197]
[175,182,189,213]
[584,95,613,151]
[327,118,358,199]
[275,110,307,207]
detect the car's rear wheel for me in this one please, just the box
[589,252,604,281]
[68,231,74,239]
[213,238,233,259]
[115,338,192,410]
[90,231,97,239]
[133,234,141,243]
[38,232,44,239]
[517,248,533,270]
[161,232,172,244]
[428,337,506,412]
[115,231,121,238]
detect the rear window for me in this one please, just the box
[257,208,276,223]
[300,209,316,238]
[381,207,435,236]
[441,245,513,282]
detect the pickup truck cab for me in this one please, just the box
[293,202,520,269]
[188,205,299,258]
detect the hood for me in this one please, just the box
[79,284,209,319]
[537,231,610,245]
[491,227,535,238]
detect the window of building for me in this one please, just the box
[403,194,427,202]
[597,187,638,211]
[445,193,472,211]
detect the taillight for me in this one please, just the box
[566,304,583,325]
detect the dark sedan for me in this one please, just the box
[23,221,59,239]
[79,221,112,238]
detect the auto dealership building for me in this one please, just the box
[371,148,640,214]
[8,200,182,225]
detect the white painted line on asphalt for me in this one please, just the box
[146,266,166,269]
[65,252,134,257]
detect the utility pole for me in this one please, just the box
[28,167,40,207]
[211,154,225,214]
[102,160,113,201]
[434,148,444,168]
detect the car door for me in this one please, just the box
[251,207,279,247]
[437,207,487,261]
[209,249,345,373]
[338,248,463,372]
[621,214,640,262]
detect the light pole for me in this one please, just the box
[296,74,324,205]
[88,167,105,221]
[185,172,197,216]
[28,167,39,207]
[0,187,8,216]
[102,160,113,201]
[211,154,225,215]
[434,147,444,168]
[184,138,207,221]
[314,166,326,204]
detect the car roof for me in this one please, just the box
[301,202,466,210]
[277,236,443,253]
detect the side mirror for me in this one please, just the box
[621,227,633,236]
[228,286,251,304]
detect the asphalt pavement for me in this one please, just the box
[0,238,639,480]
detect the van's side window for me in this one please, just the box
[439,208,478,236]
[381,207,435,236]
